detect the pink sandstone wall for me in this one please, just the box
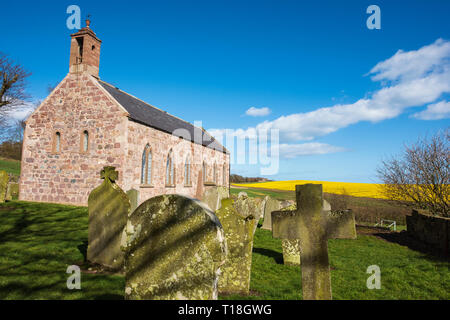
[123,120,229,205]
[20,72,230,206]
[19,73,129,205]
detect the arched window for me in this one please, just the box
[141,144,152,185]
[223,163,227,186]
[82,130,89,152]
[185,156,191,186]
[213,163,217,184]
[166,150,174,186]
[202,161,207,183]
[53,132,61,153]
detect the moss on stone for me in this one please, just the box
[0,171,9,203]
[87,166,130,270]
[216,198,255,294]
[123,194,226,300]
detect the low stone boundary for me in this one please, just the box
[406,210,449,256]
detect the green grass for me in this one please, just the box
[0,201,448,300]
[0,158,21,176]
[0,201,123,299]
[231,186,295,201]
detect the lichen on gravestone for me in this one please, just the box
[122,194,227,300]
[216,198,256,294]
[271,184,357,300]
[87,166,130,270]
[0,171,9,203]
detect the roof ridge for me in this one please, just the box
[98,79,214,140]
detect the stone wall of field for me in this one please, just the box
[406,210,449,256]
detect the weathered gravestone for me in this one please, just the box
[232,192,265,235]
[261,197,281,230]
[5,183,19,201]
[201,186,229,211]
[87,166,130,270]
[126,189,140,213]
[272,184,356,300]
[216,198,256,294]
[122,194,227,300]
[0,170,9,203]
[279,200,332,266]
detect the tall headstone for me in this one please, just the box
[122,194,227,300]
[87,166,130,270]
[216,198,256,294]
[0,171,9,203]
[261,197,281,230]
[272,184,356,300]
[126,189,140,213]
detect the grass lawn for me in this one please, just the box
[0,201,448,300]
[0,158,21,176]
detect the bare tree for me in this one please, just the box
[0,53,31,127]
[377,129,449,217]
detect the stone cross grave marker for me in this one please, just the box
[87,166,130,270]
[279,199,332,266]
[0,170,9,203]
[272,184,356,300]
[216,198,256,294]
[122,194,227,300]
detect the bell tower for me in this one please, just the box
[69,18,102,77]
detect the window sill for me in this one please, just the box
[184,184,193,188]
[165,185,176,188]
[139,184,154,188]
[203,181,217,186]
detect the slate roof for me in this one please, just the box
[98,80,228,154]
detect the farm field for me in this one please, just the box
[0,157,21,176]
[0,200,448,300]
[233,180,386,199]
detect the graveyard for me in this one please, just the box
[0,1,449,304]
[0,193,448,300]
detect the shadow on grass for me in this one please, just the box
[374,231,449,262]
[78,240,88,262]
[252,247,284,264]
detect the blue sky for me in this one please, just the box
[2,0,449,182]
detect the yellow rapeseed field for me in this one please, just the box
[233,180,387,199]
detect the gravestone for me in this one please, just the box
[87,166,130,270]
[0,170,9,203]
[279,200,331,266]
[202,186,229,211]
[6,183,19,201]
[216,198,256,294]
[261,197,281,230]
[126,189,140,213]
[252,196,267,234]
[272,184,356,300]
[122,194,227,300]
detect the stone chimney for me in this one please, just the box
[69,19,102,77]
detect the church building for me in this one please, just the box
[19,20,230,206]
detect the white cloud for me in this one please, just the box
[1,100,35,123]
[245,107,271,117]
[369,39,450,82]
[412,100,450,120]
[209,39,450,158]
